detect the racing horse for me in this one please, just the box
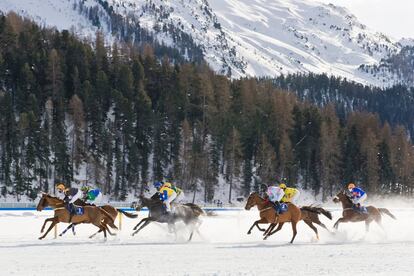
[333,189,396,231]
[245,192,332,242]
[36,193,116,240]
[58,203,139,238]
[131,193,204,241]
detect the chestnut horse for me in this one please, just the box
[245,192,302,243]
[36,193,115,240]
[333,189,396,231]
[59,204,138,238]
[245,192,332,242]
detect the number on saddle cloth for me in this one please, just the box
[75,206,84,215]
[279,203,288,213]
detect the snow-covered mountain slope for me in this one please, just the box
[0,0,410,87]
[0,0,110,41]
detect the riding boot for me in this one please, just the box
[68,203,75,222]
[272,201,281,214]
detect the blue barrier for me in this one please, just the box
[0,207,245,212]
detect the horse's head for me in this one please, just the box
[245,192,260,210]
[333,189,352,204]
[36,193,49,211]
[132,194,150,211]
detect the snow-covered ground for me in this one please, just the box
[0,207,413,275]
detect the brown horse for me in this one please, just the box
[36,193,115,240]
[245,192,302,243]
[332,189,396,231]
[263,205,333,240]
[59,204,138,238]
[245,192,332,242]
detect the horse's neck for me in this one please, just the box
[341,197,352,209]
[255,197,270,210]
[47,197,64,208]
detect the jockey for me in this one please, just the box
[279,183,300,205]
[153,181,182,213]
[347,183,368,213]
[56,183,67,200]
[266,185,285,214]
[81,186,103,205]
[55,183,83,221]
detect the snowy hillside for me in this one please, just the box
[0,0,410,86]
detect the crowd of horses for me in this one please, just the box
[35,189,396,243]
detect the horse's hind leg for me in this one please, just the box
[304,220,319,240]
[290,221,298,244]
[39,218,59,240]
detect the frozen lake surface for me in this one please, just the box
[0,208,413,275]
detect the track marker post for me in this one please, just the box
[118,212,123,230]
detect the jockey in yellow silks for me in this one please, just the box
[153,181,183,213]
[279,183,300,204]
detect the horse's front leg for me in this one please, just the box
[59,223,76,237]
[40,217,55,233]
[333,217,346,230]
[133,217,147,231]
[132,218,153,236]
[263,223,276,236]
[247,218,267,235]
[39,217,59,240]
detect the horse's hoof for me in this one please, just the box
[247,231,251,235]
[38,237,43,240]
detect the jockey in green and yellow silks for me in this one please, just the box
[153,181,183,213]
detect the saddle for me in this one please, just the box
[270,202,288,214]
[66,203,84,215]
[352,204,368,214]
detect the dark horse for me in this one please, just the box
[333,189,396,231]
[131,193,204,241]
[245,192,332,242]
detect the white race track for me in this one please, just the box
[0,208,413,275]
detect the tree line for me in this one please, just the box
[0,13,413,202]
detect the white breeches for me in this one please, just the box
[352,193,367,205]
[164,192,177,211]
[269,191,284,202]
[69,190,83,204]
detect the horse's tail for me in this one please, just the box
[184,203,205,217]
[117,209,138,218]
[378,208,397,220]
[100,207,118,230]
[301,206,332,220]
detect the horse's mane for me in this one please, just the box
[42,193,63,201]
